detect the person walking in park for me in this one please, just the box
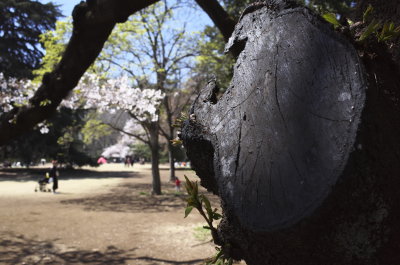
[49,160,59,194]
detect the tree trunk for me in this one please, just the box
[163,96,176,182]
[149,122,161,195]
[181,1,400,264]
[167,140,176,182]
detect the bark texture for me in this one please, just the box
[182,1,400,264]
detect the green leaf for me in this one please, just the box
[201,194,213,220]
[377,22,400,42]
[389,22,395,31]
[171,139,183,146]
[39,99,52,106]
[363,4,374,23]
[184,175,193,194]
[192,181,199,199]
[213,212,223,220]
[201,194,212,211]
[184,206,194,218]
[322,13,341,28]
[359,19,381,41]
[381,22,390,37]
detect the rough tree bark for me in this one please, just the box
[182,1,400,264]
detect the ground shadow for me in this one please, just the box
[0,232,206,265]
[61,182,189,213]
[0,232,133,264]
[159,167,192,171]
[134,256,204,264]
[61,181,221,214]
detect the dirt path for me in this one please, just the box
[0,164,230,265]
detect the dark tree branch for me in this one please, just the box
[0,0,159,146]
[104,121,150,145]
[0,0,238,145]
[194,0,236,43]
[159,125,170,139]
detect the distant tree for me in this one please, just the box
[32,19,72,83]
[194,26,235,90]
[0,73,97,167]
[97,1,196,183]
[0,0,61,79]
[0,107,96,167]
[64,73,165,194]
[132,143,152,162]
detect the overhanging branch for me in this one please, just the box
[0,0,159,146]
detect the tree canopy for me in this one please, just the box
[0,0,61,79]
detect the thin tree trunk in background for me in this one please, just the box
[163,96,176,182]
[167,140,176,181]
[149,122,161,195]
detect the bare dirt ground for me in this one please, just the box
[0,163,240,265]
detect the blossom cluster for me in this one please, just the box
[0,73,37,112]
[71,74,165,122]
[1,72,165,134]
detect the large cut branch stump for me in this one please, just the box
[182,1,400,264]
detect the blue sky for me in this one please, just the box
[37,0,212,83]
[39,0,212,32]
[44,0,77,17]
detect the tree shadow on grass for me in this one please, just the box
[0,232,205,265]
[60,182,189,213]
[0,168,142,182]
[0,232,133,265]
[134,256,204,264]
[60,180,221,214]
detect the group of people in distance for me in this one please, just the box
[124,155,134,167]
[36,158,185,194]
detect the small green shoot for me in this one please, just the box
[39,99,52,106]
[358,4,400,43]
[322,13,341,28]
[184,175,228,264]
[377,22,400,42]
[205,247,233,265]
[172,112,188,128]
[359,19,381,41]
[363,4,374,23]
[171,138,183,147]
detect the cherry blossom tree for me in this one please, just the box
[67,73,165,194]
[1,69,165,193]
[96,1,197,182]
